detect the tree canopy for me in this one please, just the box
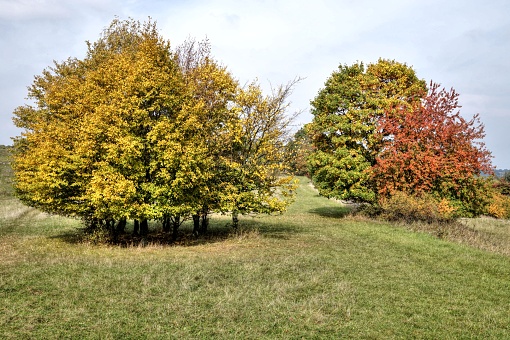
[307,59,427,202]
[12,18,297,239]
[372,82,493,215]
[308,60,493,216]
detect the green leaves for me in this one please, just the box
[309,60,493,217]
[308,59,426,203]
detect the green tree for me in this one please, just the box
[307,59,426,202]
[285,126,313,176]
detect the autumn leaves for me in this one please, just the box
[12,18,495,239]
[307,60,493,217]
[12,18,296,236]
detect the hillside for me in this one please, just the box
[1,167,510,337]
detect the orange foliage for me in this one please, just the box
[487,193,510,219]
[372,82,493,203]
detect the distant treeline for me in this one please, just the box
[494,169,510,178]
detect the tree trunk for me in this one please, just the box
[192,214,200,237]
[171,215,180,241]
[133,219,140,236]
[140,219,149,236]
[162,215,170,233]
[200,211,209,235]
[232,212,239,229]
[116,217,127,234]
[105,218,116,242]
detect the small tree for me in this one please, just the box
[219,80,299,228]
[494,172,510,196]
[151,37,239,236]
[307,59,426,202]
[372,82,493,216]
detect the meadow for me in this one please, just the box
[1,146,509,339]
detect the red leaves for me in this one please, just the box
[373,82,493,198]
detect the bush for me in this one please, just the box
[378,191,457,224]
[493,178,510,196]
[81,218,116,244]
[487,192,510,219]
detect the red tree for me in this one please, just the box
[372,82,493,213]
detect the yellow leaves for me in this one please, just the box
[437,198,458,220]
[89,165,136,208]
[13,18,299,223]
[487,193,510,219]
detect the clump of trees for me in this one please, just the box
[285,127,313,176]
[12,18,297,241]
[308,59,494,220]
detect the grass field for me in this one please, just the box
[1,147,510,338]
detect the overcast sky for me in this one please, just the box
[1,0,509,168]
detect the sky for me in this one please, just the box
[1,0,509,168]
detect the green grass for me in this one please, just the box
[1,160,510,338]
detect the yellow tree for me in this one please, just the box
[13,18,186,236]
[12,57,90,218]
[220,80,299,228]
[152,38,240,236]
[13,19,298,240]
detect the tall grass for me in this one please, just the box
[1,153,510,338]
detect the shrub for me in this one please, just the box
[82,226,113,245]
[493,177,510,196]
[378,191,456,224]
[487,192,510,219]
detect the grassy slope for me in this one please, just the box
[1,154,509,338]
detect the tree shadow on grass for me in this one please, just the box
[50,230,85,244]
[307,205,352,219]
[49,215,304,248]
[236,217,304,240]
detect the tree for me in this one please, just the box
[13,18,186,235]
[307,59,426,202]
[493,172,510,197]
[12,18,297,240]
[373,82,493,215]
[151,37,239,236]
[308,59,493,217]
[218,80,299,228]
[285,126,313,176]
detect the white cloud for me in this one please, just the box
[0,0,114,20]
[1,0,509,167]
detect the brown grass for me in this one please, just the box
[397,218,510,256]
